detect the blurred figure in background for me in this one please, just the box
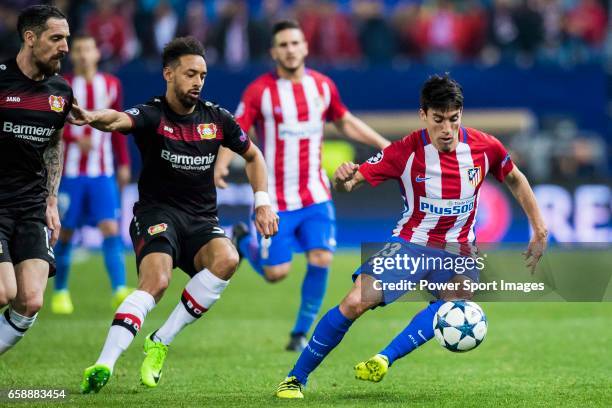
[353,0,397,65]
[52,35,132,314]
[216,20,388,352]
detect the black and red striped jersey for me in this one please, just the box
[0,58,73,210]
[122,96,251,217]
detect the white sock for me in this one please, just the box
[96,290,156,371]
[154,269,229,345]
[0,308,37,355]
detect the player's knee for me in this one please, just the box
[210,253,239,280]
[264,264,290,283]
[14,290,43,316]
[138,254,173,299]
[98,220,119,237]
[339,291,371,320]
[307,250,333,267]
[0,288,16,307]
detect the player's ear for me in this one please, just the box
[162,66,173,82]
[23,30,36,47]
[418,108,427,122]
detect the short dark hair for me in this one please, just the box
[17,5,67,41]
[162,36,205,68]
[420,74,464,113]
[271,19,302,43]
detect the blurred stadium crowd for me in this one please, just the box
[0,0,609,69]
[0,0,609,182]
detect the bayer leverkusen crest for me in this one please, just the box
[48,95,65,113]
[197,123,217,140]
[467,166,482,187]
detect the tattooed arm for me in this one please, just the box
[44,129,64,245]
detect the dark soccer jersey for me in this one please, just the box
[0,58,73,210]
[123,96,251,217]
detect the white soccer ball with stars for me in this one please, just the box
[433,300,487,352]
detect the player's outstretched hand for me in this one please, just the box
[68,103,93,126]
[523,233,547,274]
[254,206,279,238]
[45,196,61,246]
[214,165,229,189]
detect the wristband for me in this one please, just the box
[254,191,271,208]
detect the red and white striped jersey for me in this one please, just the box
[62,72,129,177]
[359,127,514,245]
[235,69,348,211]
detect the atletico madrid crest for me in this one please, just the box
[197,123,217,139]
[466,166,482,187]
[48,95,65,112]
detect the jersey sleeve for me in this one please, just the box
[234,82,261,132]
[120,103,160,135]
[359,136,413,186]
[486,134,514,182]
[325,79,348,122]
[220,108,251,154]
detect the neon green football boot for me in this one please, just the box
[354,354,389,382]
[275,376,304,399]
[51,290,74,314]
[111,286,133,310]
[80,364,111,394]
[140,332,169,388]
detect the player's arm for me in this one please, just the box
[333,162,366,193]
[43,129,64,245]
[503,165,548,273]
[214,146,235,189]
[68,104,133,133]
[240,143,279,238]
[334,111,390,149]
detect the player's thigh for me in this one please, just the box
[58,176,86,230]
[339,274,382,320]
[296,202,337,257]
[129,207,179,296]
[193,237,239,281]
[11,209,56,277]
[12,259,49,314]
[0,262,17,305]
[87,176,120,228]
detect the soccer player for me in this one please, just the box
[0,5,72,354]
[52,34,132,314]
[275,75,548,398]
[215,20,390,351]
[69,37,278,393]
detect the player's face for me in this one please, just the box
[29,18,70,76]
[420,108,462,152]
[166,55,207,109]
[70,38,100,72]
[270,28,308,73]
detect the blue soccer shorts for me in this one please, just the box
[256,200,336,267]
[353,237,481,305]
[58,175,120,230]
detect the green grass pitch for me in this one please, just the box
[0,251,610,407]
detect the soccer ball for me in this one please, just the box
[433,300,487,352]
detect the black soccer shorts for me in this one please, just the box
[129,204,228,277]
[0,204,56,276]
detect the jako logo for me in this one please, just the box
[6,96,20,102]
